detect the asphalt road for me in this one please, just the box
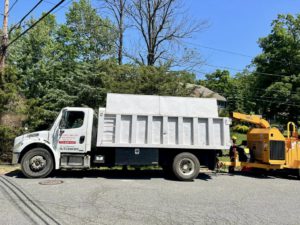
[0,169,300,225]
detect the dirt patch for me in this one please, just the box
[0,164,20,175]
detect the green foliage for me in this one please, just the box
[0,126,23,162]
[253,14,300,122]
[60,0,117,62]
[5,1,117,131]
[232,124,250,134]
[102,63,194,97]
[199,69,256,114]
[229,132,247,145]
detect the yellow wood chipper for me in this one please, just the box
[222,112,300,176]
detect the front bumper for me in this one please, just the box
[12,153,20,164]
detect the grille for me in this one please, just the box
[270,141,285,160]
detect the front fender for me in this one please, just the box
[14,139,60,170]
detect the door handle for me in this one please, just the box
[79,136,85,144]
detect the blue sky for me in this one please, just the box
[1,0,300,78]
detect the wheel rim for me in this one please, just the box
[29,155,47,172]
[178,158,195,176]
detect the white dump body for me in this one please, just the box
[106,93,219,117]
[96,94,231,150]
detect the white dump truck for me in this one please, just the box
[12,93,231,181]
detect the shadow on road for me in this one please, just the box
[5,168,299,181]
[215,170,300,181]
[4,168,213,182]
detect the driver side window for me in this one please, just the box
[63,111,85,129]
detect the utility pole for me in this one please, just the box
[0,0,9,78]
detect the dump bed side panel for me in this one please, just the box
[106,93,219,118]
[97,109,231,150]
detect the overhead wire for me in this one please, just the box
[203,63,289,78]
[185,41,300,79]
[52,0,73,14]
[8,0,44,35]
[7,0,66,48]
[43,0,70,9]
[193,64,291,78]
[194,68,300,96]
[194,67,293,81]
[214,89,297,107]
[185,41,300,67]
[7,0,18,14]
[212,87,300,107]
[226,96,300,108]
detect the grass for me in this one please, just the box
[220,131,247,161]
[230,132,247,145]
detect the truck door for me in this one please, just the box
[56,109,89,153]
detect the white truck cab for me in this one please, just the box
[12,107,95,178]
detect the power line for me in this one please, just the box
[196,69,300,98]
[195,63,292,78]
[204,84,300,104]
[185,41,300,67]
[52,0,73,14]
[7,0,18,13]
[227,94,294,103]
[248,87,300,96]
[9,0,44,35]
[203,63,288,78]
[185,41,253,59]
[227,96,300,108]
[44,0,70,10]
[7,0,66,48]
[215,89,300,107]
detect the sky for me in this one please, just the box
[1,0,300,79]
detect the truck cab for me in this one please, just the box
[12,107,95,178]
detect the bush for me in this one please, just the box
[0,126,23,163]
[232,124,249,134]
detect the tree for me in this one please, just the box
[253,14,300,122]
[127,0,206,66]
[199,69,256,114]
[101,61,195,96]
[61,0,117,62]
[101,0,128,65]
[7,14,61,99]
[7,10,113,130]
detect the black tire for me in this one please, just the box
[21,148,54,178]
[172,152,200,181]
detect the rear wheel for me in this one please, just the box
[21,148,54,178]
[172,152,200,181]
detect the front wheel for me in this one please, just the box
[172,152,200,181]
[21,148,54,178]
